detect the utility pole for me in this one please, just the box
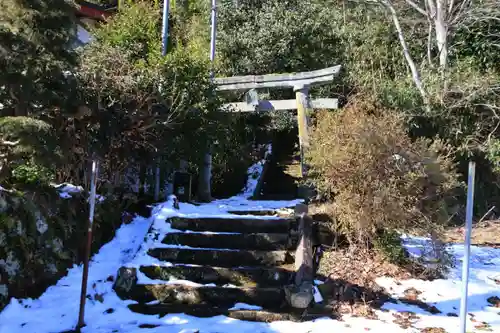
[198,0,217,202]
[156,0,171,200]
[210,0,217,73]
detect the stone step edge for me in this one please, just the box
[138,265,295,287]
[128,303,337,322]
[119,284,288,309]
[161,232,298,250]
[170,217,296,233]
[146,248,294,267]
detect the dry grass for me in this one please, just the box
[316,247,451,328]
[318,248,422,288]
[307,98,461,244]
[445,221,500,247]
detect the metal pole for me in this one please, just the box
[459,161,476,333]
[159,0,170,199]
[209,0,217,78]
[162,0,170,56]
[77,160,99,329]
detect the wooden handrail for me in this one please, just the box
[294,203,314,286]
[285,203,314,309]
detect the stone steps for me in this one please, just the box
[162,232,297,250]
[140,265,294,287]
[170,217,294,233]
[125,284,287,309]
[147,248,294,267]
[113,210,323,323]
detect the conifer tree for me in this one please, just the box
[0,0,77,116]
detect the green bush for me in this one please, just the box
[11,163,54,186]
[0,0,77,116]
[76,1,253,197]
[373,230,409,265]
[0,116,61,185]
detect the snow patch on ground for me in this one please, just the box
[0,214,151,333]
[51,183,84,199]
[77,25,92,44]
[51,182,106,202]
[2,158,500,333]
[0,156,302,333]
[0,196,308,333]
[376,236,500,332]
[229,303,263,311]
[2,195,500,332]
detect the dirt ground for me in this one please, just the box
[444,220,500,247]
[314,220,499,331]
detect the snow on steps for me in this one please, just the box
[122,284,286,308]
[113,210,327,323]
[162,232,297,250]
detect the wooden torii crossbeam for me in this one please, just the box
[215,65,341,91]
[214,65,341,177]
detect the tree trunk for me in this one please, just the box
[435,0,449,72]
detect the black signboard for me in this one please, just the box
[173,171,192,202]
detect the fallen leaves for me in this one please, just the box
[420,328,446,333]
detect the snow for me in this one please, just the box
[52,183,84,199]
[240,144,272,198]
[1,160,500,333]
[125,198,300,285]
[51,182,106,202]
[229,303,263,311]
[0,196,309,333]
[376,237,500,332]
[77,25,92,44]
[1,193,500,332]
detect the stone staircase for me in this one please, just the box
[113,209,333,322]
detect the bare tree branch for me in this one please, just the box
[424,0,434,65]
[405,0,428,16]
[0,139,20,146]
[383,0,428,102]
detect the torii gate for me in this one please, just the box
[215,65,341,178]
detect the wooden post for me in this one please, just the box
[294,203,313,285]
[294,85,312,178]
[222,98,338,113]
[197,148,212,202]
[77,160,99,329]
[285,203,314,309]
